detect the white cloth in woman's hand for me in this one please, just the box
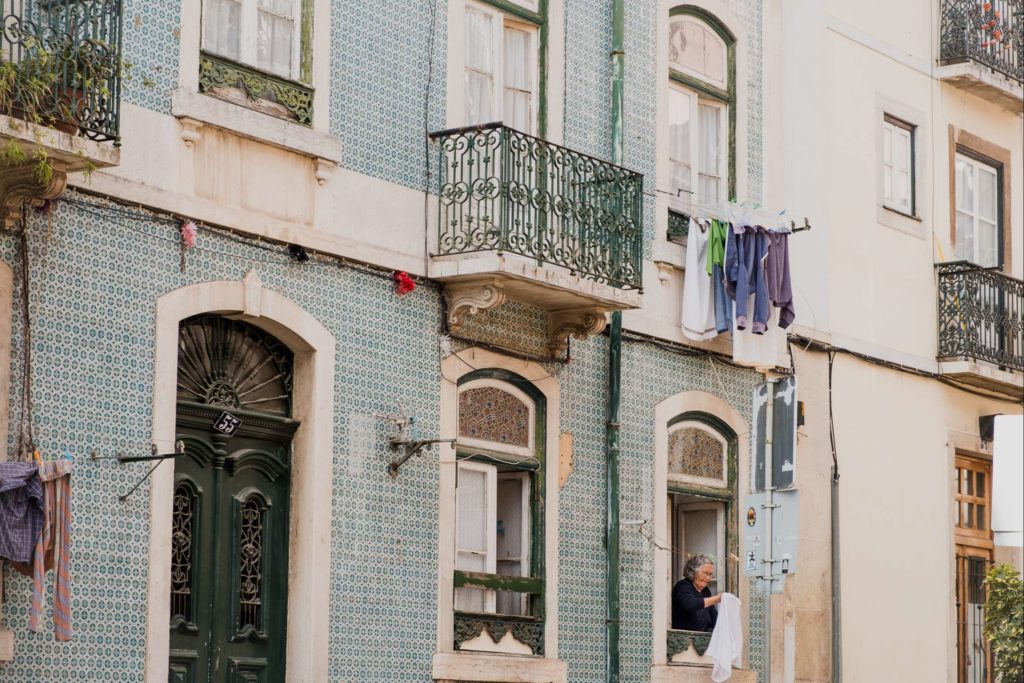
[708,592,742,682]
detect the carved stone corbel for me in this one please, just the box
[444,279,506,330]
[548,309,609,356]
[0,162,69,230]
[179,117,203,147]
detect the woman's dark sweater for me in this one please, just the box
[671,578,718,632]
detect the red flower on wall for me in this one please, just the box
[393,271,416,295]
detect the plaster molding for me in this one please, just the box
[444,279,507,330]
[313,158,334,186]
[547,309,608,355]
[144,275,336,683]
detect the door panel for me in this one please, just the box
[170,405,295,683]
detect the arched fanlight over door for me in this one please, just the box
[176,315,294,416]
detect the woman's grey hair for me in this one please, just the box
[683,554,715,581]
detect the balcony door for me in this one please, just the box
[954,455,994,683]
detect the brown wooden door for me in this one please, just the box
[954,456,994,683]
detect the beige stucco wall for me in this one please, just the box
[767,1,1024,682]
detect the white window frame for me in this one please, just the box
[201,0,304,81]
[459,0,539,134]
[455,460,498,613]
[666,421,729,489]
[955,152,1001,268]
[882,115,915,216]
[667,81,727,213]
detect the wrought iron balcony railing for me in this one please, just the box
[937,262,1024,372]
[1,0,123,142]
[431,123,644,291]
[940,0,1023,83]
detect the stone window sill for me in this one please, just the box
[876,204,925,239]
[171,88,342,163]
[432,652,567,683]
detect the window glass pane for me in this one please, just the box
[978,505,987,530]
[898,169,909,209]
[956,212,975,262]
[203,0,241,61]
[978,167,998,222]
[466,72,493,125]
[668,89,692,195]
[668,19,726,86]
[966,471,974,496]
[976,472,986,498]
[893,128,908,173]
[966,503,975,528]
[978,220,999,267]
[465,8,494,126]
[466,8,493,71]
[457,468,489,555]
[257,11,294,77]
[455,586,488,612]
[496,476,527,573]
[882,125,892,164]
[956,159,974,211]
[698,104,720,178]
[504,27,530,90]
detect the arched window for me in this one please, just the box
[666,7,736,241]
[665,413,737,659]
[452,371,546,656]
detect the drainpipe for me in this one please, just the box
[606,2,625,682]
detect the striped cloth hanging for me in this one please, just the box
[26,459,73,641]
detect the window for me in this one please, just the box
[665,10,735,241]
[665,415,735,660]
[464,2,538,134]
[203,0,302,80]
[452,376,546,656]
[198,0,314,125]
[954,455,994,683]
[882,116,915,216]
[955,152,1002,268]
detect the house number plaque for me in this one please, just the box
[213,411,242,436]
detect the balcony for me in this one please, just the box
[936,262,1023,398]
[0,0,122,227]
[938,0,1023,109]
[429,123,643,355]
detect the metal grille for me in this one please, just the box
[170,482,195,625]
[238,496,264,632]
[940,0,1023,83]
[936,262,1024,371]
[177,315,294,416]
[431,123,644,290]
[0,0,123,141]
[956,554,994,683]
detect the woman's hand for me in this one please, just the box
[704,593,723,608]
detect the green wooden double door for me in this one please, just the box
[168,403,297,683]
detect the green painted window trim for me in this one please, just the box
[199,0,315,125]
[476,0,549,139]
[668,5,737,201]
[456,368,547,620]
[666,411,739,597]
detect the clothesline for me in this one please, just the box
[642,186,813,233]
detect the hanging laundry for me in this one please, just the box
[706,219,733,334]
[14,459,74,641]
[724,226,771,334]
[765,231,795,329]
[682,217,717,341]
[0,461,43,564]
[707,592,743,681]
